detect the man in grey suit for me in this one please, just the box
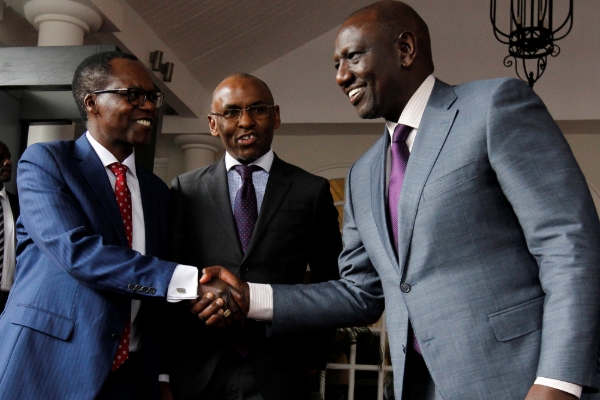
[200,2,600,399]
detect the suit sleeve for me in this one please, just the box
[271,166,385,334]
[17,143,178,298]
[487,79,600,389]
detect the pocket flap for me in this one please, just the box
[488,296,544,342]
[11,304,75,341]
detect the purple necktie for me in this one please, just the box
[387,125,422,354]
[233,165,259,253]
[232,165,259,358]
[388,124,412,253]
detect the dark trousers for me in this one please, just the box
[402,346,442,400]
[97,350,154,400]
[198,349,264,400]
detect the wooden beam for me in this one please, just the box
[0,44,117,90]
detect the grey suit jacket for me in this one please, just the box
[271,78,600,399]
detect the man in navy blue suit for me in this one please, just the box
[0,51,229,400]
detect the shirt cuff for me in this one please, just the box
[158,374,170,383]
[247,283,273,321]
[166,265,198,302]
[535,377,582,398]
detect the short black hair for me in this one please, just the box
[72,51,138,124]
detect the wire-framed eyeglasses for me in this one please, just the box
[91,87,165,109]
[209,105,275,121]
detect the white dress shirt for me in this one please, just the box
[245,77,582,398]
[87,133,197,353]
[0,186,16,292]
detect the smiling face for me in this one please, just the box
[334,12,410,122]
[208,75,280,164]
[0,142,12,186]
[85,58,157,161]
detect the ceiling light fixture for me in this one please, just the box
[490,0,573,88]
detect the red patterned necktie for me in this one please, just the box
[108,162,132,371]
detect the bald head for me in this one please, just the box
[212,73,274,107]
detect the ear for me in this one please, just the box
[84,94,99,115]
[271,105,281,129]
[395,31,417,67]
[207,115,220,137]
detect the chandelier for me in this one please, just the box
[490,0,573,88]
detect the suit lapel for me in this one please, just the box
[243,155,292,262]
[73,135,128,247]
[204,160,244,259]
[371,132,399,269]
[396,80,458,276]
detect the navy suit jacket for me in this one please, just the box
[0,135,178,399]
[271,78,600,399]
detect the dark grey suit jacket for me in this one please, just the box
[165,154,342,400]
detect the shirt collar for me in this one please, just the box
[386,74,436,139]
[0,186,6,199]
[224,149,274,173]
[86,131,137,178]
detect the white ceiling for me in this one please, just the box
[1,0,599,126]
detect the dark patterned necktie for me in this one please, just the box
[108,163,132,371]
[233,165,259,252]
[231,165,260,358]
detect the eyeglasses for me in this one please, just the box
[91,87,165,109]
[209,105,275,121]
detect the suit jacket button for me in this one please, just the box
[149,288,156,294]
[400,283,411,293]
[141,286,149,293]
[134,284,143,292]
[128,284,135,291]
[243,267,249,272]
[111,333,121,341]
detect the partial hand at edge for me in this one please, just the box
[200,266,250,315]
[524,385,578,400]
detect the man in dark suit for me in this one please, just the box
[163,73,342,400]
[0,140,19,312]
[0,51,223,400]
[201,2,600,400]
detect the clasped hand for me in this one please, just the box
[191,266,250,327]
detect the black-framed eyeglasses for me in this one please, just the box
[209,105,275,121]
[91,87,164,109]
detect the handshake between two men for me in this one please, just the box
[193,267,250,327]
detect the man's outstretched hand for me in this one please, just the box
[190,266,250,327]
